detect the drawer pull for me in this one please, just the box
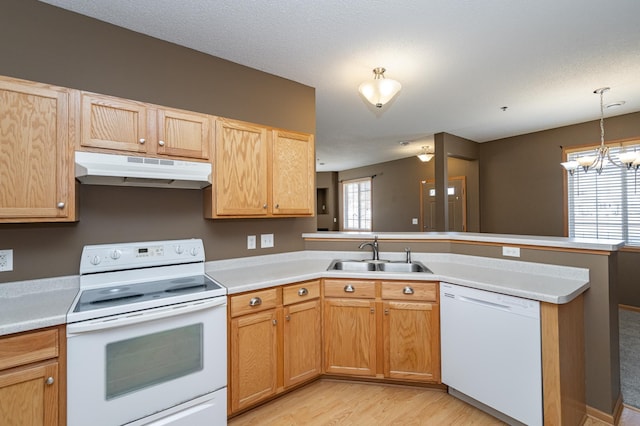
[249,297,262,307]
[403,286,415,295]
[139,138,146,144]
[344,284,355,293]
[45,377,55,385]
[298,287,308,296]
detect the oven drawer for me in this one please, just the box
[230,288,279,317]
[283,280,320,305]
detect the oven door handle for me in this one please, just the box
[67,297,227,335]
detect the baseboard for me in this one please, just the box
[586,394,623,425]
[619,304,640,313]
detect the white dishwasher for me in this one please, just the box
[440,282,542,426]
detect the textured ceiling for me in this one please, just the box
[40,0,640,171]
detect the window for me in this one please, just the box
[565,142,640,247]
[343,178,371,231]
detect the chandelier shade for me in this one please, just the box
[358,67,402,108]
[561,87,639,175]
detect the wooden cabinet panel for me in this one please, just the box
[156,108,211,160]
[0,77,75,222]
[0,362,59,426]
[380,281,437,302]
[383,301,440,382]
[323,298,377,376]
[0,328,58,371]
[213,118,268,216]
[323,279,376,299]
[230,288,279,317]
[282,280,320,306]
[283,300,321,387]
[271,130,314,216]
[81,93,147,153]
[230,309,278,412]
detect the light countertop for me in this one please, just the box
[205,250,590,304]
[302,231,625,252]
[0,249,590,337]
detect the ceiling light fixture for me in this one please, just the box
[358,67,402,108]
[561,87,639,175]
[417,146,434,162]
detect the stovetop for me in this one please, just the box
[72,274,225,313]
[68,239,227,323]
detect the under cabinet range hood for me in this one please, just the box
[75,151,212,189]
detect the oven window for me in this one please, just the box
[105,324,203,400]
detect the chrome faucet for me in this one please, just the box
[359,236,379,261]
[405,247,412,263]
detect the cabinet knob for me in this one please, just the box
[275,203,279,209]
[298,287,308,296]
[139,138,146,144]
[370,308,375,314]
[403,286,414,295]
[158,140,165,146]
[263,204,268,209]
[249,297,262,307]
[272,319,277,325]
[56,202,65,209]
[45,377,55,385]
[285,315,291,321]
[384,309,389,315]
[344,284,355,293]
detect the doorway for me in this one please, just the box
[420,176,467,232]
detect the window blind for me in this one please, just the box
[566,144,640,246]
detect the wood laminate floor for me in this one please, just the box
[229,380,640,426]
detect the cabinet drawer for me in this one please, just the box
[381,281,438,302]
[324,279,376,299]
[283,280,320,305]
[230,288,279,317]
[0,328,59,371]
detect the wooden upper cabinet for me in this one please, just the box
[80,92,148,154]
[271,130,315,216]
[209,118,269,216]
[157,108,210,160]
[0,76,76,222]
[206,119,315,219]
[80,92,211,160]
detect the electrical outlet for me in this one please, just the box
[247,235,256,250]
[261,234,274,248]
[412,218,418,225]
[0,249,13,272]
[502,246,521,258]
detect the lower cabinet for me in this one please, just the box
[228,280,321,415]
[0,326,65,426]
[323,279,441,383]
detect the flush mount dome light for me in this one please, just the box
[358,67,402,108]
[417,146,434,162]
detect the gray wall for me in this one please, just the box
[336,155,480,232]
[0,0,316,282]
[316,172,339,231]
[479,112,640,307]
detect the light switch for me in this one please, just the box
[247,235,256,250]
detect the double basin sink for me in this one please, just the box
[327,259,433,273]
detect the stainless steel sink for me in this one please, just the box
[327,259,432,273]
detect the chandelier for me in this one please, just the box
[358,67,402,108]
[561,87,640,175]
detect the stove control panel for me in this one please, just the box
[80,239,205,274]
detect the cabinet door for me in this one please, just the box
[157,108,211,160]
[271,130,315,215]
[323,298,376,376]
[0,362,58,426]
[230,309,278,413]
[0,79,75,222]
[214,119,268,216]
[81,92,148,153]
[383,301,440,382]
[283,300,321,387]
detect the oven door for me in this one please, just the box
[67,297,227,426]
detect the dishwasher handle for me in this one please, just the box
[455,295,512,311]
